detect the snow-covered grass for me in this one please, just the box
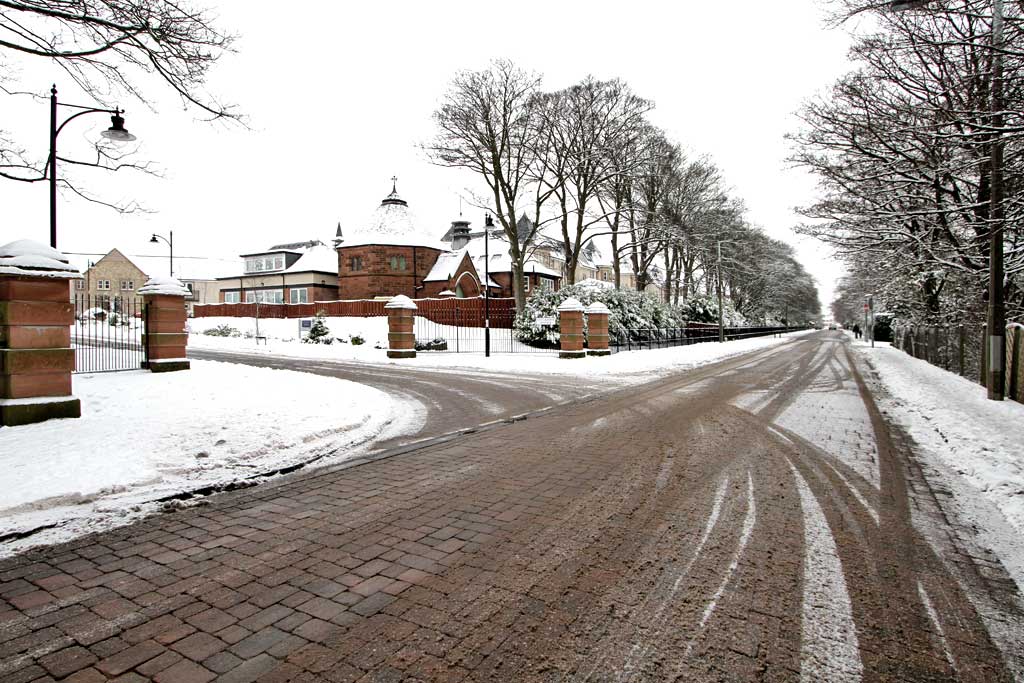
[0,360,414,557]
[855,339,1024,587]
[188,315,816,381]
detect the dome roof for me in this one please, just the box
[342,180,443,250]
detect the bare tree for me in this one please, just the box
[537,77,651,285]
[425,60,550,309]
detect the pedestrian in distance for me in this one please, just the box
[853,323,862,339]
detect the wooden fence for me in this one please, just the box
[193,297,520,329]
[893,323,1023,402]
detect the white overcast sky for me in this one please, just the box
[0,1,854,306]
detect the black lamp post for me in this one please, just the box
[484,214,493,357]
[150,231,174,277]
[48,85,137,249]
[889,0,1005,400]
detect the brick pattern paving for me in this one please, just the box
[0,336,1020,681]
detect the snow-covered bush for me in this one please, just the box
[349,334,365,346]
[514,284,747,346]
[203,324,241,337]
[303,313,332,344]
[415,337,448,351]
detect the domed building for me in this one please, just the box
[336,180,485,299]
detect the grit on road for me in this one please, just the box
[1,331,1022,682]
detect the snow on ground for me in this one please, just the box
[188,315,816,382]
[0,360,414,558]
[854,338,1024,590]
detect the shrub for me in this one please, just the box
[513,284,747,346]
[303,312,332,344]
[203,324,240,337]
[415,337,447,351]
[349,334,365,346]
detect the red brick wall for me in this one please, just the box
[337,245,442,299]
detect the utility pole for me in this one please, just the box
[988,0,1006,400]
[717,241,724,342]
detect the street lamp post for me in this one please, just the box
[484,214,493,357]
[48,85,137,249]
[150,231,174,277]
[889,0,1005,399]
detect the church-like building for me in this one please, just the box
[218,181,562,304]
[334,182,560,300]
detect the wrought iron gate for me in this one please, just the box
[72,294,148,373]
[413,298,558,355]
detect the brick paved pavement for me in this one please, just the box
[1,333,1021,681]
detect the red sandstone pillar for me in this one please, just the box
[558,297,586,359]
[386,294,417,359]
[585,302,611,357]
[0,240,81,426]
[140,277,191,373]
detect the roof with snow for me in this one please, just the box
[423,248,468,282]
[284,245,337,274]
[342,182,444,250]
[461,232,561,279]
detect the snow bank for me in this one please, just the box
[187,315,815,383]
[0,360,409,556]
[856,343,1024,588]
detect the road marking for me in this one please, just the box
[787,458,863,683]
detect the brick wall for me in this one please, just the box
[337,245,442,299]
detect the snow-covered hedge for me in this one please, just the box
[514,284,747,346]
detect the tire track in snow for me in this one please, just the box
[786,457,863,683]
[607,475,732,683]
[682,470,757,659]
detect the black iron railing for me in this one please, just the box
[610,325,806,353]
[73,294,148,373]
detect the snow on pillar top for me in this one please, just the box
[558,297,585,313]
[138,276,190,296]
[0,239,82,279]
[385,294,418,310]
[585,302,610,315]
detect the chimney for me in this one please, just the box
[451,219,471,251]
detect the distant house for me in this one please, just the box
[67,249,237,314]
[217,241,340,304]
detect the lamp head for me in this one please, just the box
[101,110,137,142]
[150,234,158,244]
[889,0,930,10]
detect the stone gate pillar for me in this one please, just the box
[0,240,82,426]
[140,276,191,372]
[386,294,417,359]
[585,302,611,356]
[558,297,586,359]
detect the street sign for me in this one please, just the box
[536,316,556,326]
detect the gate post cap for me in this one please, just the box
[585,301,609,315]
[0,239,82,279]
[138,275,190,296]
[558,297,584,312]
[385,294,417,310]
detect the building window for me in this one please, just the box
[349,256,363,272]
[186,282,194,293]
[290,288,309,304]
[97,279,111,290]
[244,255,286,274]
[75,280,84,290]
[245,289,284,304]
[540,278,553,292]
[224,291,241,303]
[120,280,134,291]
[389,255,407,271]
[523,276,530,292]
